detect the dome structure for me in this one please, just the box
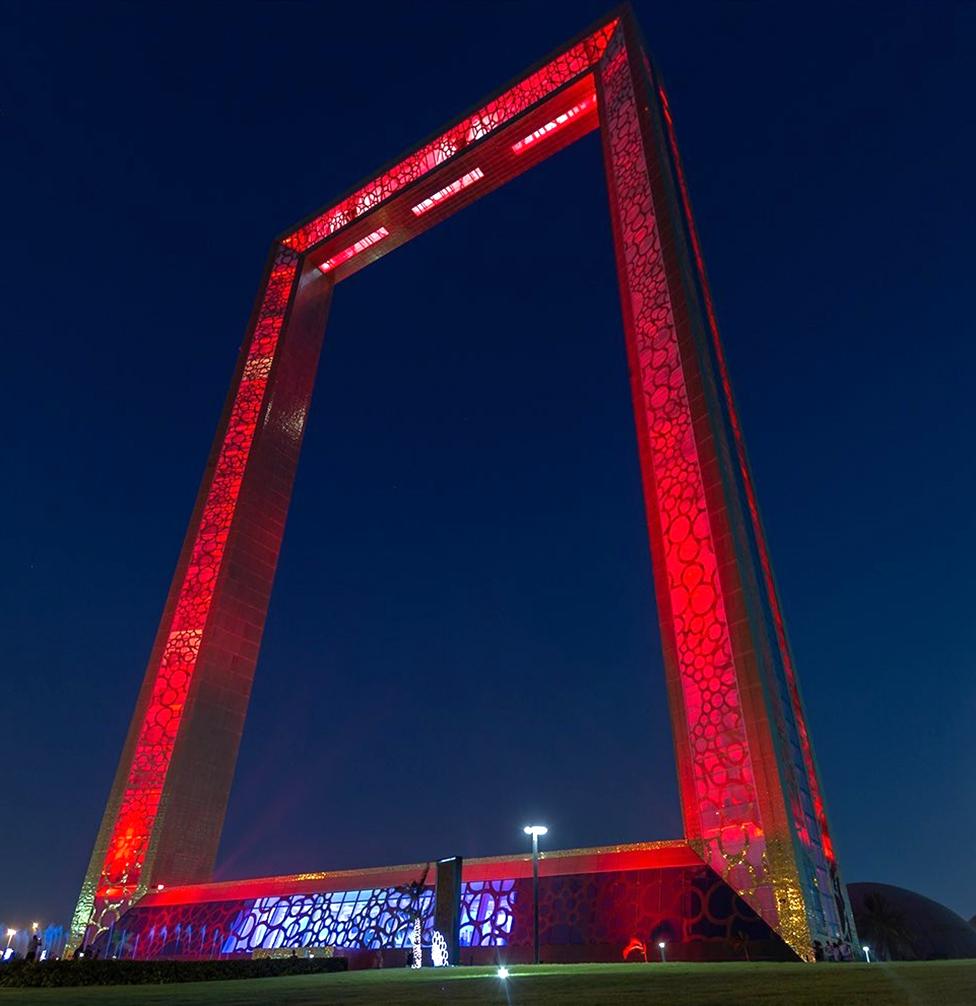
[848,882,976,960]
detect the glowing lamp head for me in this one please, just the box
[523,825,548,837]
[496,966,510,979]
[31,923,39,932]
[658,941,666,949]
[5,929,15,937]
[156,884,165,891]
[862,945,870,951]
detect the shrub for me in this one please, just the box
[0,956,347,988]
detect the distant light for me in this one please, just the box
[496,966,510,979]
[319,227,390,274]
[511,95,596,154]
[523,825,548,837]
[156,884,165,891]
[863,944,872,963]
[31,922,39,932]
[410,168,484,216]
[2,949,12,961]
[658,941,666,949]
[5,929,15,937]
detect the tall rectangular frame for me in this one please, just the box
[72,7,856,962]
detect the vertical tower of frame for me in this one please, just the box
[597,12,856,958]
[70,251,334,947]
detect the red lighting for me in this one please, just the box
[318,227,390,273]
[281,22,617,253]
[410,168,485,216]
[93,250,301,911]
[74,12,855,962]
[511,94,596,153]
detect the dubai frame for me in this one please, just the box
[72,7,858,963]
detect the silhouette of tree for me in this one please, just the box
[860,892,915,960]
[729,929,751,961]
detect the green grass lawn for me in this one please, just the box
[1,961,973,1006]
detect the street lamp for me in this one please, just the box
[5,929,16,952]
[863,944,872,963]
[523,825,548,965]
[658,940,667,963]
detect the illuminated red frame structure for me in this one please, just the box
[72,7,856,961]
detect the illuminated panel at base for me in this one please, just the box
[224,888,437,954]
[89,247,300,920]
[599,28,775,922]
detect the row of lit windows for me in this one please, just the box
[319,94,596,275]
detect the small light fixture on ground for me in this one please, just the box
[496,966,510,979]
[863,944,872,963]
[658,940,667,962]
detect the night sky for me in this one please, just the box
[2,1,974,927]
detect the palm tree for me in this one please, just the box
[859,892,915,960]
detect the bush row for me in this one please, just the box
[0,956,348,988]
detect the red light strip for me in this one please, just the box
[318,227,390,273]
[511,94,596,154]
[410,168,485,216]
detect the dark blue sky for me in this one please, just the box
[2,1,974,926]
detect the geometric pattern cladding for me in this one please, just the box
[91,867,788,962]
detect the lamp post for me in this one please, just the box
[863,944,872,963]
[658,940,667,963]
[5,929,16,953]
[523,825,548,965]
